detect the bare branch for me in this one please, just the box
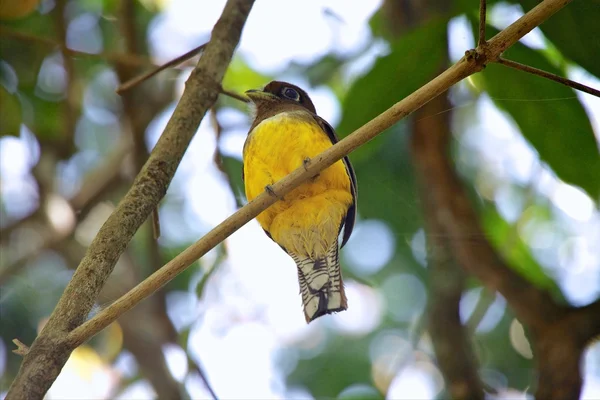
[220,87,249,103]
[64,0,575,349]
[6,0,255,398]
[478,0,487,46]
[116,43,207,94]
[497,57,600,98]
[12,339,30,357]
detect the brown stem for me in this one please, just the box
[478,0,487,46]
[496,57,600,98]
[6,1,255,398]
[220,87,249,103]
[116,43,207,94]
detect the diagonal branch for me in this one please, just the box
[496,57,600,98]
[6,0,255,398]
[64,0,574,349]
[116,43,207,94]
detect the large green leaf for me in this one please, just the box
[472,25,600,200]
[337,18,448,162]
[520,0,600,78]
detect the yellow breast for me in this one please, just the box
[243,112,352,253]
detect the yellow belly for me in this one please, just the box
[243,113,353,258]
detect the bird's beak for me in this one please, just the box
[245,89,275,102]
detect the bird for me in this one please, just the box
[242,81,357,323]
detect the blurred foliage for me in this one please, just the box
[470,24,600,199]
[519,0,600,78]
[1,0,599,398]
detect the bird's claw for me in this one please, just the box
[303,157,311,171]
[265,184,283,200]
[303,157,320,181]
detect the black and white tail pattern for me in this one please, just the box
[291,243,347,323]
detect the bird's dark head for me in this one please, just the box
[246,81,317,116]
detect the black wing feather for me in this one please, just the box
[314,116,357,248]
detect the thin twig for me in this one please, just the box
[151,211,161,239]
[63,0,575,349]
[210,108,244,207]
[12,339,30,357]
[478,0,487,46]
[496,57,600,98]
[116,43,207,94]
[0,26,152,68]
[220,87,249,103]
[188,356,220,400]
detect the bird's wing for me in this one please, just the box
[313,115,357,248]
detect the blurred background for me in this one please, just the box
[1,0,599,398]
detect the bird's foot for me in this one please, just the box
[303,157,320,181]
[265,184,283,200]
[303,157,311,171]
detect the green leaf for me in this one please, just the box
[0,85,22,136]
[472,25,600,200]
[337,17,448,162]
[519,0,600,78]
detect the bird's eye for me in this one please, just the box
[282,87,300,101]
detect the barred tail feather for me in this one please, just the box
[292,243,347,323]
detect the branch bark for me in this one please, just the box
[65,0,574,350]
[6,0,255,398]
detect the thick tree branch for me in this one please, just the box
[64,0,573,349]
[6,1,255,398]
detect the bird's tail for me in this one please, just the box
[292,243,347,323]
